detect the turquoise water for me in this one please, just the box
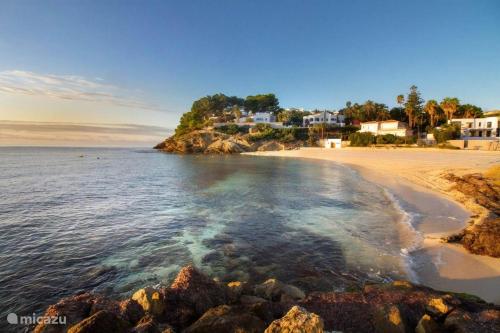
[0,147,416,328]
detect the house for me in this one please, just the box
[449,116,500,139]
[303,111,345,127]
[253,112,276,123]
[324,138,342,149]
[359,120,412,137]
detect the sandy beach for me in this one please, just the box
[244,147,500,303]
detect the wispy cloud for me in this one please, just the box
[0,120,173,147]
[0,70,161,111]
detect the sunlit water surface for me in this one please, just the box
[0,147,418,328]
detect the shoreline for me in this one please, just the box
[243,147,500,303]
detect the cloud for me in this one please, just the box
[0,70,162,111]
[0,120,173,147]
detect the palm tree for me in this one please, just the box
[440,97,460,121]
[397,94,405,107]
[424,100,439,128]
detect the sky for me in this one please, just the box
[0,0,499,146]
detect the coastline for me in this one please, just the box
[243,147,500,303]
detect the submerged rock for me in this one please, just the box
[264,305,324,333]
[254,278,305,302]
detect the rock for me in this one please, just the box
[164,265,228,329]
[264,305,324,333]
[426,298,452,318]
[131,315,174,333]
[255,278,305,302]
[119,298,145,324]
[227,281,248,302]
[257,141,284,152]
[34,293,96,333]
[372,305,406,333]
[415,314,442,333]
[240,295,268,305]
[443,173,500,257]
[132,287,165,317]
[184,305,267,333]
[444,308,500,333]
[67,310,129,333]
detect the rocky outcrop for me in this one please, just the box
[34,266,500,333]
[154,130,296,154]
[444,173,500,257]
[264,306,324,333]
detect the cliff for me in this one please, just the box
[33,265,499,333]
[154,130,301,154]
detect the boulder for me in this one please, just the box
[184,305,267,333]
[67,310,129,333]
[34,293,96,333]
[415,314,442,333]
[426,298,452,318]
[132,287,166,317]
[164,265,228,328]
[119,298,145,324]
[372,305,406,333]
[240,295,268,305]
[264,305,324,333]
[444,308,500,333]
[255,279,305,302]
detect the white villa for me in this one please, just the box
[449,116,500,139]
[303,111,345,127]
[359,120,411,137]
[253,112,276,123]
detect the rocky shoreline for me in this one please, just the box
[443,172,500,258]
[32,265,500,333]
[154,130,301,154]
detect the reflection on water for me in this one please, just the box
[0,147,414,328]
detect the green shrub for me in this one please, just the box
[433,124,461,143]
[376,134,397,144]
[349,132,375,146]
[217,124,249,135]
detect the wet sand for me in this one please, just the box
[244,147,500,303]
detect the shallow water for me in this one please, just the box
[0,147,417,328]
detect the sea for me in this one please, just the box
[0,147,421,330]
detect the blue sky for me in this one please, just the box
[0,0,499,145]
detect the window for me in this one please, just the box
[315,118,320,121]
[487,122,492,128]
[478,122,482,127]
[478,131,483,137]
[467,123,472,128]
[486,130,492,137]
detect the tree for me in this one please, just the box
[390,107,407,122]
[397,94,405,107]
[277,109,310,126]
[424,100,439,128]
[457,104,483,118]
[175,93,247,136]
[404,85,424,129]
[244,94,280,113]
[440,97,460,121]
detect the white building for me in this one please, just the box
[359,120,411,137]
[303,111,345,127]
[449,116,500,139]
[324,138,342,149]
[248,112,276,123]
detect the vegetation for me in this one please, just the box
[249,123,308,143]
[175,93,278,136]
[440,97,460,121]
[349,132,375,146]
[216,124,250,135]
[433,123,461,143]
[277,108,310,126]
